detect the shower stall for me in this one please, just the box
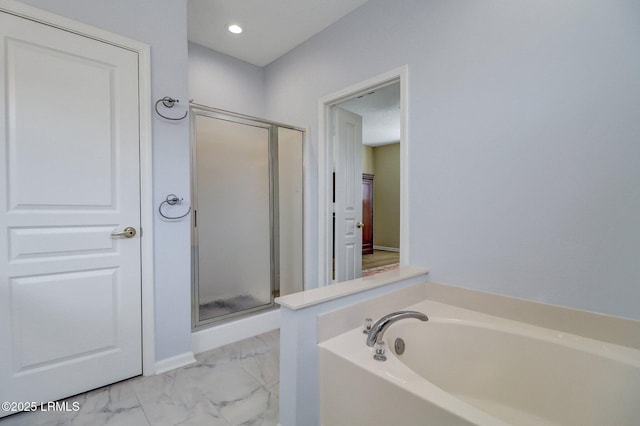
[190,105,304,328]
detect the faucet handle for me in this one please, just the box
[373,340,387,362]
[362,318,373,334]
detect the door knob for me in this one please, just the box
[356,222,365,229]
[111,227,137,238]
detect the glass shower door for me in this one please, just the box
[193,114,273,324]
[277,127,304,297]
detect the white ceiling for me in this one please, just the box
[187,0,398,145]
[339,82,401,147]
[187,0,370,67]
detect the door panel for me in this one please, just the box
[7,39,116,209]
[362,174,374,255]
[0,11,142,413]
[11,269,118,370]
[334,107,363,282]
[9,226,116,261]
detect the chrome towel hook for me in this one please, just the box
[155,96,188,121]
[158,194,191,220]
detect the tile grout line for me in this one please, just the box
[131,383,152,426]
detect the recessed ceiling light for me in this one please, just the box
[228,24,243,34]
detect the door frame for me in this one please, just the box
[317,66,409,286]
[0,0,156,375]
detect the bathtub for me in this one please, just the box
[319,299,640,425]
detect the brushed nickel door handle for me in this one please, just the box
[356,222,365,229]
[111,227,137,238]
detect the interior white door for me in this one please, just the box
[0,11,142,414]
[333,107,363,282]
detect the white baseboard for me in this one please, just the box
[154,351,196,375]
[191,308,280,355]
[373,245,400,253]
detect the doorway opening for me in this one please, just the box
[318,66,409,286]
[337,83,401,278]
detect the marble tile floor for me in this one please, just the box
[0,330,280,426]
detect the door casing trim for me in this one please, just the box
[0,0,156,375]
[317,65,409,287]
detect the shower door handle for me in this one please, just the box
[111,227,137,238]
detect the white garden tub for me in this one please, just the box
[319,299,640,425]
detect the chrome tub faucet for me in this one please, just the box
[366,310,428,361]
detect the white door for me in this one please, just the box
[0,11,142,414]
[333,107,363,282]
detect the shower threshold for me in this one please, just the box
[197,294,274,325]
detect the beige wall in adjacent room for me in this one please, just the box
[373,143,400,249]
[362,145,375,174]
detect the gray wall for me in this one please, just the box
[17,0,193,360]
[189,42,266,118]
[265,0,640,319]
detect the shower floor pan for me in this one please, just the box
[199,294,272,323]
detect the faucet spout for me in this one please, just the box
[366,310,428,347]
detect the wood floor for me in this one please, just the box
[362,249,399,270]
